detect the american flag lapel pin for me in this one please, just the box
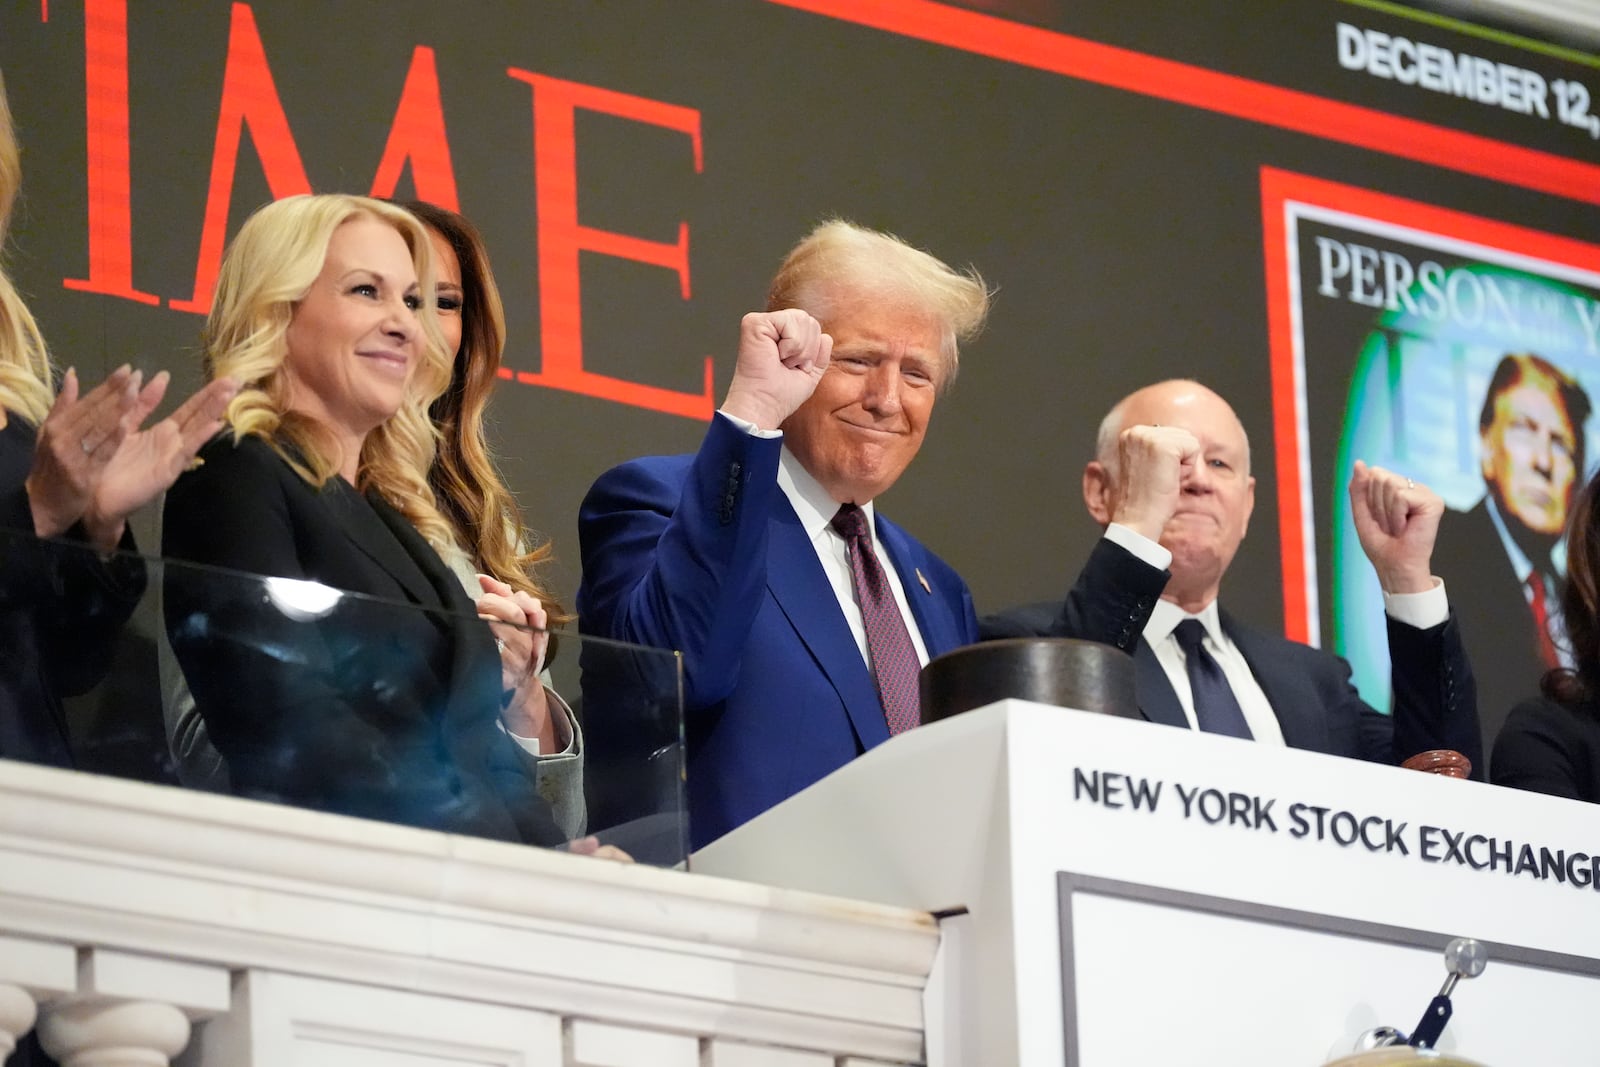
[915,568,931,594]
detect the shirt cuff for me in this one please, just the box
[1104,523,1173,571]
[497,686,578,758]
[717,410,783,440]
[1383,577,1448,630]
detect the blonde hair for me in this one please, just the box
[0,70,54,427]
[205,194,455,549]
[765,219,991,387]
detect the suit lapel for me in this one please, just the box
[764,497,890,751]
[367,492,502,720]
[1134,640,1191,729]
[877,517,958,657]
[366,492,472,614]
[1223,611,1329,751]
[321,481,438,608]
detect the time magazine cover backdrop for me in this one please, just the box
[2,0,1599,762]
[1264,168,1600,745]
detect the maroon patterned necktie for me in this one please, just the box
[1526,572,1561,669]
[831,503,922,735]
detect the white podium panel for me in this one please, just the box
[693,701,1600,1067]
[1062,879,1595,1066]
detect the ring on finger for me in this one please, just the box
[1405,478,1415,490]
[495,638,506,654]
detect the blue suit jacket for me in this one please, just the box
[578,416,979,846]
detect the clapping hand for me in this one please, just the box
[26,366,236,552]
[86,373,238,550]
[26,366,141,543]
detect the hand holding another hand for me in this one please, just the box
[478,575,556,749]
[720,309,833,431]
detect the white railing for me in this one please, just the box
[0,760,936,1066]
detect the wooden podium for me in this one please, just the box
[693,701,1600,1067]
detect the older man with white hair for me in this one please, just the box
[984,379,1482,770]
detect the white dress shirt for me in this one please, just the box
[1106,523,1450,741]
[719,411,931,669]
[775,447,932,669]
[1144,597,1287,744]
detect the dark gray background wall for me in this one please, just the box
[3,0,1597,644]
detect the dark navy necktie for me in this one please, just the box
[1173,618,1253,739]
[831,504,921,735]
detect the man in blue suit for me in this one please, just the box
[983,380,1482,772]
[578,221,990,847]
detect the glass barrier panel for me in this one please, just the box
[0,528,686,867]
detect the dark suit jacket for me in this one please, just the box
[162,432,562,846]
[0,417,144,770]
[1492,696,1600,804]
[982,537,1483,771]
[577,415,980,847]
[1433,500,1552,758]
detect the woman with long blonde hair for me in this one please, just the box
[160,193,564,845]
[161,198,588,840]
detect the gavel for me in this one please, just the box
[1402,749,1473,779]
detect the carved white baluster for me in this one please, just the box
[0,934,78,1056]
[0,983,38,1059]
[36,999,190,1067]
[35,949,228,1067]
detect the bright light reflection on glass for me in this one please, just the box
[264,576,342,621]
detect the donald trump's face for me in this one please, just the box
[1481,374,1580,538]
[780,290,947,505]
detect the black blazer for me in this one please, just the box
[982,537,1483,771]
[0,418,144,769]
[162,432,562,845]
[1492,697,1600,803]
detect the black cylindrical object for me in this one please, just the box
[920,638,1139,723]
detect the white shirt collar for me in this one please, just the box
[777,447,876,542]
[1146,596,1224,647]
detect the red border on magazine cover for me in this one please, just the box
[1259,167,1600,642]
